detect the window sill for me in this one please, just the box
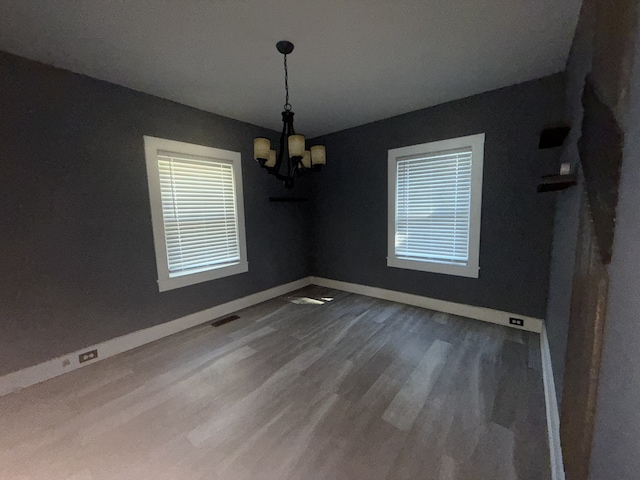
[157,261,249,292]
[387,257,479,278]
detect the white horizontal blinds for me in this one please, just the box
[157,151,240,276]
[395,147,473,265]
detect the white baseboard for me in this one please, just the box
[0,277,313,397]
[540,325,565,480]
[311,276,544,333]
[0,275,545,398]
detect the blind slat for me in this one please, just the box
[395,146,473,265]
[159,154,240,275]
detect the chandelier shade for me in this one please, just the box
[253,41,326,190]
[254,138,270,160]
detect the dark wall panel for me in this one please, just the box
[311,75,564,319]
[0,52,313,375]
[589,1,640,478]
[589,43,640,480]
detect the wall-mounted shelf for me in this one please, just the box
[537,174,578,192]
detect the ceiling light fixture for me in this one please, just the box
[253,41,326,189]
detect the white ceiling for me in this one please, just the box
[0,0,582,137]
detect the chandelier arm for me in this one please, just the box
[263,111,296,187]
[278,115,287,170]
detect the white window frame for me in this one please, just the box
[387,133,484,278]
[143,136,248,291]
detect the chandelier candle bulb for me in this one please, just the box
[311,145,326,165]
[288,134,305,158]
[302,150,312,168]
[266,149,277,167]
[254,137,271,161]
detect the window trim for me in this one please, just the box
[143,136,248,292]
[387,133,484,278]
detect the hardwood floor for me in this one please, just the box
[0,286,550,479]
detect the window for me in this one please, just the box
[143,136,248,291]
[387,133,484,278]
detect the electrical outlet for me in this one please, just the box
[560,162,572,175]
[509,317,524,327]
[79,349,98,363]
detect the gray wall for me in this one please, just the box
[311,75,565,319]
[543,1,640,476]
[0,51,568,378]
[589,2,640,477]
[0,52,313,376]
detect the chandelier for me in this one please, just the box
[253,41,326,190]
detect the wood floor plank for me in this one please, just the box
[0,287,551,479]
[382,339,452,431]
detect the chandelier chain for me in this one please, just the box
[283,54,292,112]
